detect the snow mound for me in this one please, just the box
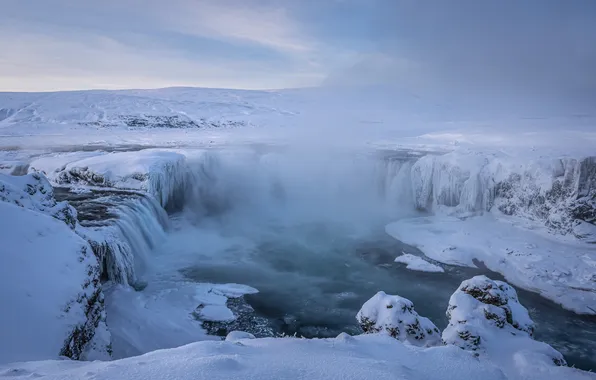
[394,253,444,272]
[0,201,109,364]
[356,291,441,347]
[443,276,567,369]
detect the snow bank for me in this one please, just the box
[0,173,111,363]
[386,215,596,314]
[443,276,568,374]
[0,202,109,364]
[356,291,442,347]
[104,281,258,358]
[2,333,594,380]
[394,253,444,272]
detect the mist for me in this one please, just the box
[325,0,596,113]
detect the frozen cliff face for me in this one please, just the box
[356,291,441,347]
[443,276,566,367]
[0,174,110,363]
[30,150,190,211]
[407,151,596,239]
[0,201,110,363]
[489,157,596,238]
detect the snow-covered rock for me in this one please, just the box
[356,291,441,347]
[0,172,78,229]
[443,276,566,367]
[0,174,110,363]
[0,202,110,364]
[394,253,444,272]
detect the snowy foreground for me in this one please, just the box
[1,275,594,379]
[1,87,595,378]
[2,333,593,380]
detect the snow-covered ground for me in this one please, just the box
[1,333,594,380]
[1,86,595,378]
[1,86,595,156]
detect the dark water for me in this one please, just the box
[183,225,596,371]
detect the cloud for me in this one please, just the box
[1,0,594,99]
[156,1,316,54]
[0,0,331,91]
[326,0,596,101]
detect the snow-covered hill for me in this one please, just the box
[1,86,595,156]
[0,88,292,128]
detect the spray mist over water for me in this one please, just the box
[136,145,595,369]
[150,146,419,334]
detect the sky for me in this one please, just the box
[1,0,595,97]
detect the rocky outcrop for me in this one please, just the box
[58,245,109,360]
[356,291,441,347]
[442,276,566,366]
[79,114,250,129]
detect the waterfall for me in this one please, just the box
[113,195,169,275]
[73,147,596,289]
[82,194,169,286]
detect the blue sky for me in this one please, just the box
[1,0,595,94]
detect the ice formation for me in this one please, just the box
[402,151,596,240]
[394,253,444,272]
[30,150,190,210]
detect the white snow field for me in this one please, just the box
[1,86,595,378]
